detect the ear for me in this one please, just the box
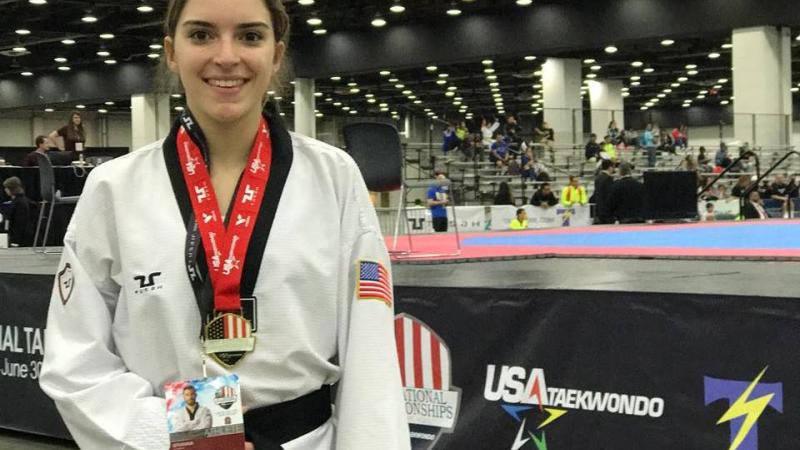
[164,36,178,73]
[272,41,286,74]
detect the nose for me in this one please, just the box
[213,35,241,67]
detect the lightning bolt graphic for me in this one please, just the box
[717,367,774,450]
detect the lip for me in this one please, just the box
[203,78,249,95]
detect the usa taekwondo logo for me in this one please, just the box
[395,314,461,449]
[704,367,783,450]
[484,365,664,449]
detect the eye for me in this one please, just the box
[243,31,263,42]
[189,30,212,42]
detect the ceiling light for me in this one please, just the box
[484,68,495,74]
[643,68,655,73]
[482,59,494,66]
[583,59,596,64]
[54,57,68,63]
[688,70,699,75]
[720,100,730,104]
[30,0,48,4]
[719,78,729,83]
[678,77,688,82]
[96,51,110,57]
[621,92,630,97]
[331,76,342,81]
[307,17,322,26]
[76,104,86,109]
[685,64,697,69]
[671,83,681,87]
[713,84,723,89]
[439,73,449,78]
[313,29,327,35]
[44,108,54,112]
[171,94,182,98]
[394,84,405,89]
[517,0,533,5]
[15,29,31,35]
[147,53,160,59]
[12,47,27,53]
[630,76,640,81]
[174,106,185,111]
[524,56,537,61]
[58,66,71,71]
[436,80,447,85]
[631,81,640,86]
[446,3,462,16]
[661,39,674,46]
[105,101,115,105]
[100,33,115,39]
[104,59,117,65]
[631,61,643,67]
[149,43,162,50]
[349,88,360,93]
[82,13,98,23]
[604,46,618,54]
[590,65,601,71]
[708,52,721,59]
[697,94,706,99]
[486,75,497,80]
[586,74,597,79]
[426,65,438,72]
[98,108,108,113]
[371,14,387,27]
[378,71,390,77]
[390,1,406,13]
[21,71,33,77]
[298,0,315,5]
[61,39,76,45]
[657,94,666,98]
[347,81,358,87]
[792,87,800,93]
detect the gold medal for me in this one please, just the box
[203,312,255,368]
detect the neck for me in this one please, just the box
[199,112,262,170]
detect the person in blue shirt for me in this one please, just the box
[427,170,450,232]
[489,133,511,170]
[640,124,656,167]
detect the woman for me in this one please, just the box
[39,1,409,449]
[607,120,620,145]
[2,176,36,247]
[48,111,86,152]
[494,181,515,205]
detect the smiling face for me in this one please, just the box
[164,0,286,127]
[183,387,197,406]
[71,113,81,126]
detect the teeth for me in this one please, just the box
[209,79,244,88]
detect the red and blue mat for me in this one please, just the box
[387,219,800,263]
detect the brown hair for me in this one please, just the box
[159,0,292,95]
[65,112,85,142]
[3,176,24,195]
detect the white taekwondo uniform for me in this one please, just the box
[39,117,410,450]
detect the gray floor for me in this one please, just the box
[2,251,798,447]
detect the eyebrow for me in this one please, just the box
[181,20,271,30]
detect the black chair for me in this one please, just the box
[342,122,460,257]
[33,153,80,253]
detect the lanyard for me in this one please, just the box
[175,117,273,313]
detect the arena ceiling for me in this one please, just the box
[1,0,799,121]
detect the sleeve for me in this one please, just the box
[9,199,27,246]
[334,160,410,450]
[56,126,67,138]
[560,188,570,206]
[198,407,212,430]
[39,172,170,450]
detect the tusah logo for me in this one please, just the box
[133,272,163,294]
[704,367,783,450]
[484,365,664,449]
[395,314,461,450]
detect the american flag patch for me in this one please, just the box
[358,261,392,307]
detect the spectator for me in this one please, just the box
[624,127,639,147]
[455,121,469,143]
[481,116,500,146]
[533,121,555,162]
[25,135,51,167]
[504,114,522,137]
[427,170,450,232]
[607,120,620,145]
[680,155,698,172]
[510,208,529,230]
[560,175,588,207]
[442,123,458,156]
[494,182,515,205]
[608,162,645,223]
[703,202,716,221]
[3,176,37,247]
[641,124,656,167]
[715,142,732,169]
[600,135,617,162]
[741,190,768,220]
[671,125,687,149]
[731,175,752,198]
[697,146,712,172]
[658,130,674,154]
[530,183,558,209]
[585,134,601,161]
[767,173,796,217]
[593,159,615,224]
[520,148,537,181]
[49,111,86,152]
[489,133,511,171]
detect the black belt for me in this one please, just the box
[244,385,332,450]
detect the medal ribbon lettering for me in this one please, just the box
[176,118,272,313]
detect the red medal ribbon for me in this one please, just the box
[176,118,272,312]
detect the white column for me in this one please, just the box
[732,26,793,147]
[588,79,624,137]
[131,93,170,151]
[543,58,583,144]
[294,78,316,138]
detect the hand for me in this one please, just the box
[245,442,255,450]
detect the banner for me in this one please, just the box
[395,287,800,450]
[490,205,592,230]
[0,273,70,439]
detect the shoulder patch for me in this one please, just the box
[57,263,74,306]
[357,260,392,308]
